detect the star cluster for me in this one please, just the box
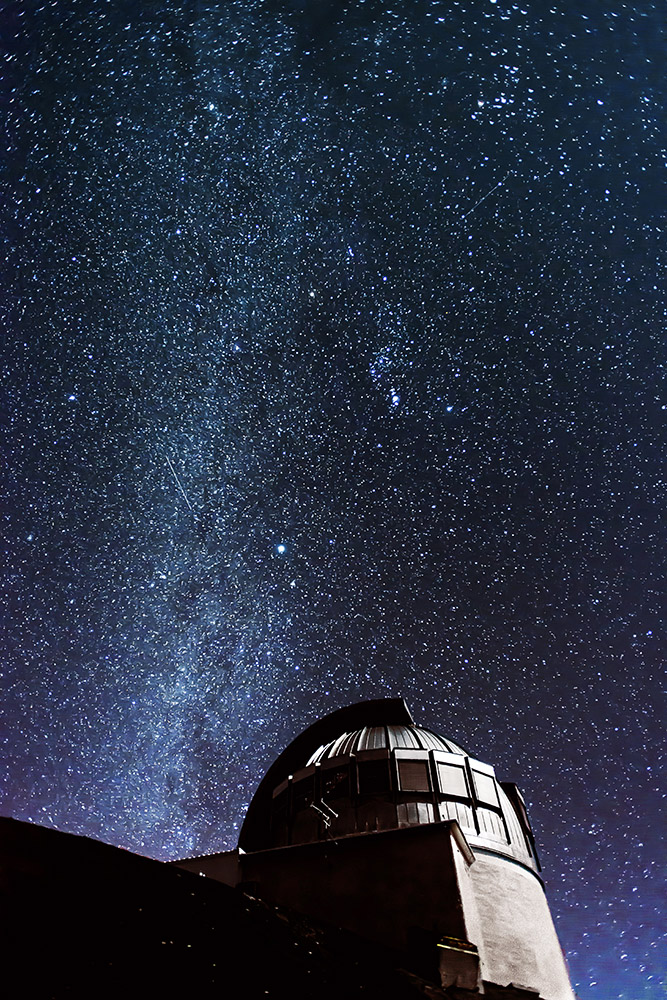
[1,3,664,997]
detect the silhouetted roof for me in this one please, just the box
[1,817,441,999]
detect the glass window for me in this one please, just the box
[437,762,468,798]
[398,759,431,792]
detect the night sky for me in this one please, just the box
[2,2,664,996]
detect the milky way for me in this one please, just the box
[2,3,664,996]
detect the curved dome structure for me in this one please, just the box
[239,698,539,873]
[307,723,467,762]
[184,698,575,999]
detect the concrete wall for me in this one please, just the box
[469,850,575,999]
[174,822,575,998]
[238,822,472,970]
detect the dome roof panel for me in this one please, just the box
[387,725,420,749]
[307,723,466,764]
[415,728,463,753]
[338,731,359,757]
[357,726,387,751]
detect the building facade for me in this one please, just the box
[176,698,576,998]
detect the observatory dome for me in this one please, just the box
[239,699,539,872]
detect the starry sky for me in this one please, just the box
[2,2,664,996]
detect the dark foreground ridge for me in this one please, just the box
[1,816,457,999]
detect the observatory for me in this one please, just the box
[176,698,576,998]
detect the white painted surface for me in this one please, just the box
[469,851,575,999]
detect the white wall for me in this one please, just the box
[469,851,575,999]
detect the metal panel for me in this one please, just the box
[291,775,315,811]
[397,801,420,826]
[477,807,506,841]
[358,726,388,751]
[387,724,420,749]
[341,731,361,756]
[414,729,448,752]
[415,728,467,754]
[358,758,391,795]
[417,802,435,824]
[472,770,500,807]
[437,762,469,798]
[398,759,431,792]
[323,732,349,759]
[272,778,289,798]
[454,801,476,832]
